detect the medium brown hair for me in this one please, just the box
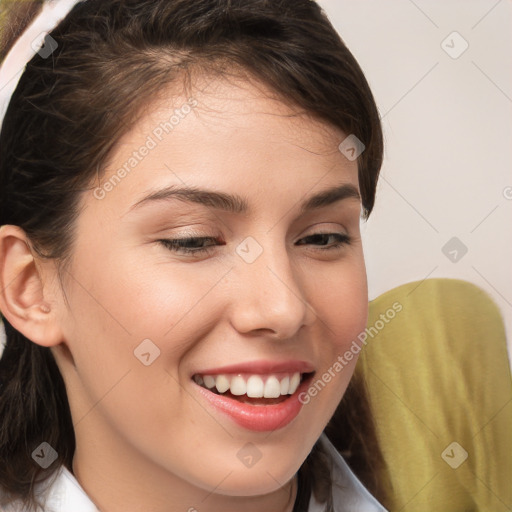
[0,1,389,510]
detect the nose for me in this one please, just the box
[228,237,317,340]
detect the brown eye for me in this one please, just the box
[158,237,222,254]
[296,232,351,250]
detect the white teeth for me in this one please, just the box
[288,373,301,395]
[264,376,281,398]
[203,375,216,389]
[230,376,246,396]
[280,376,290,395]
[215,375,230,394]
[246,375,264,398]
[195,371,305,398]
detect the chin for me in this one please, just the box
[205,465,297,497]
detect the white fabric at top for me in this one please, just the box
[0,0,86,132]
[2,433,388,511]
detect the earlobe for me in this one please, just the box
[0,225,63,347]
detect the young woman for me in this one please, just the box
[0,1,390,510]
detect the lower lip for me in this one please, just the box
[194,375,313,432]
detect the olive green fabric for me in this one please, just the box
[359,278,512,511]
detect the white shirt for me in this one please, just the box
[2,434,388,511]
[308,434,388,511]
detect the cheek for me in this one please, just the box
[308,256,368,351]
[58,250,231,424]
[300,256,368,412]
[64,245,228,344]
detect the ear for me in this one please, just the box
[0,225,63,347]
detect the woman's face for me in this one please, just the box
[51,76,368,510]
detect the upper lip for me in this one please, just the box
[192,360,315,377]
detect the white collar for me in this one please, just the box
[308,434,389,511]
[9,434,387,512]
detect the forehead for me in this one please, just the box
[123,74,348,157]
[90,75,359,214]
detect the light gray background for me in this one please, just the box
[318,0,512,365]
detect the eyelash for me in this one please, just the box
[157,232,351,255]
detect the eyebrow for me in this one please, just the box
[129,182,360,216]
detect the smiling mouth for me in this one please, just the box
[192,371,315,405]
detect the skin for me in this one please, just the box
[0,74,368,512]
